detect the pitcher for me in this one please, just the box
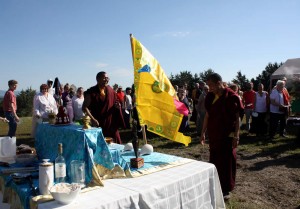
[39,159,54,195]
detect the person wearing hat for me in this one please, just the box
[47,79,54,95]
[116,86,125,109]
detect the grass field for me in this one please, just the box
[1,117,299,208]
[0,117,34,146]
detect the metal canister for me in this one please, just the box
[39,159,54,195]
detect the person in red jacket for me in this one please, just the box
[3,80,20,137]
[242,82,256,133]
[116,86,125,108]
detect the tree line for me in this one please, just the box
[2,61,296,117]
[169,62,283,93]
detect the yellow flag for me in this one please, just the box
[130,35,191,146]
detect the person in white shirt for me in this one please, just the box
[34,84,58,119]
[32,84,58,136]
[269,80,288,139]
[123,87,133,129]
[72,87,85,122]
[253,83,269,137]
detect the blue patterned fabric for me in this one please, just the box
[109,143,185,172]
[1,139,185,209]
[35,123,115,184]
[0,166,38,209]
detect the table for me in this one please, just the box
[1,156,225,209]
[35,123,115,184]
[1,124,225,209]
[38,160,225,209]
[0,124,129,209]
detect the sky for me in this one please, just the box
[1,0,300,91]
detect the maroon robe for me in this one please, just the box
[86,85,125,144]
[205,88,243,193]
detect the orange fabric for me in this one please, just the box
[282,88,290,105]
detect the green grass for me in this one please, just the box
[0,117,34,146]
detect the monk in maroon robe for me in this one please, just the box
[200,73,243,200]
[83,71,125,144]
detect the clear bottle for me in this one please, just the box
[55,143,66,183]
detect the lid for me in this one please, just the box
[40,159,53,167]
[124,143,133,151]
[140,144,154,156]
[252,112,258,117]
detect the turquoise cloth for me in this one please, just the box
[0,166,38,209]
[35,123,115,184]
[109,143,185,172]
[0,140,185,209]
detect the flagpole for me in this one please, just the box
[142,125,148,144]
[130,33,147,145]
[129,33,134,63]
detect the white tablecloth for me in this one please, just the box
[38,160,225,209]
[38,182,139,209]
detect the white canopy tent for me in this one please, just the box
[271,58,300,114]
[271,58,300,88]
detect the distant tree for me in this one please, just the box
[169,70,194,88]
[112,83,119,91]
[231,71,249,91]
[199,69,215,82]
[16,88,36,117]
[192,73,200,84]
[252,62,283,91]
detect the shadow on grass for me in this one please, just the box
[238,133,300,170]
[248,153,300,171]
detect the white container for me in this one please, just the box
[50,183,81,205]
[0,136,16,158]
[39,159,54,195]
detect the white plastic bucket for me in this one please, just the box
[0,137,16,158]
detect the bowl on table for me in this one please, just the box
[105,137,113,145]
[50,183,81,205]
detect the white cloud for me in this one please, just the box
[96,62,109,68]
[109,67,132,77]
[154,31,191,38]
[108,67,134,87]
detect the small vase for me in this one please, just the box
[82,115,91,129]
[48,117,56,125]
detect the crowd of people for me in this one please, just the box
[175,76,291,140]
[1,72,292,201]
[31,73,135,143]
[1,72,135,143]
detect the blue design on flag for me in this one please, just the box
[138,64,151,73]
